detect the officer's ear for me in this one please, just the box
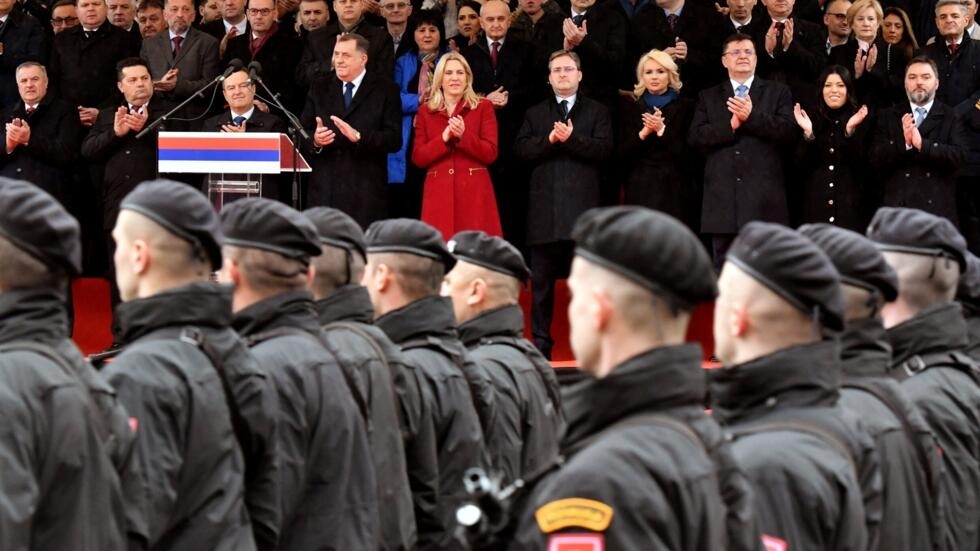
[729,302,750,338]
[370,262,393,293]
[468,277,486,306]
[130,238,152,276]
[592,288,613,332]
[305,263,315,287]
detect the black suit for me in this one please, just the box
[0,10,45,109]
[688,77,797,237]
[0,96,82,203]
[224,26,305,114]
[49,20,140,108]
[297,20,394,87]
[920,37,980,108]
[754,15,827,103]
[199,18,249,40]
[870,101,968,225]
[300,71,401,227]
[515,95,612,357]
[566,0,627,107]
[141,27,221,129]
[202,109,290,202]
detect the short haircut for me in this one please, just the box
[116,57,150,80]
[722,32,754,53]
[846,0,883,25]
[310,244,365,298]
[300,0,327,5]
[53,0,76,9]
[224,245,308,294]
[633,49,682,97]
[823,0,850,15]
[906,54,938,76]
[414,8,446,42]
[138,0,164,10]
[77,0,107,6]
[0,235,64,291]
[337,32,370,55]
[548,49,581,69]
[935,0,968,14]
[456,0,480,15]
[886,252,960,310]
[15,61,46,78]
[371,252,444,301]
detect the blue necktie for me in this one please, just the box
[914,107,927,127]
[232,115,246,126]
[735,84,748,97]
[344,82,354,109]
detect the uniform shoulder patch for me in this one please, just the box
[547,533,604,551]
[762,534,788,551]
[535,498,614,534]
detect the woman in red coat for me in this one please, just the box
[411,52,501,238]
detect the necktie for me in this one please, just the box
[232,115,246,126]
[0,20,7,34]
[572,13,585,25]
[25,106,34,116]
[774,20,785,47]
[172,35,182,56]
[491,41,500,68]
[914,107,927,127]
[559,99,569,120]
[735,84,748,97]
[736,24,746,33]
[666,13,678,31]
[344,82,354,109]
[949,41,958,56]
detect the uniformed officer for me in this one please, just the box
[302,206,418,551]
[709,221,883,550]
[0,178,128,551]
[868,206,980,551]
[220,197,379,550]
[800,223,942,551]
[957,251,980,361]
[104,179,255,550]
[510,206,760,551]
[362,218,488,550]
[442,230,565,487]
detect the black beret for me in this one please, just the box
[957,251,980,310]
[302,207,366,258]
[866,207,967,271]
[365,218,456,271]
[120,179,223,271]
[799,223,899,302]
[571,206,717,309]
[447,230,530,281]
[0,178,80,275]
[727,221,844,330]
[221,198,321,261]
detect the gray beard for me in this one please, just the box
[908,89,934,105]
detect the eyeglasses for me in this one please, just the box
[247,7,273,15]
[383,2,408,9]
[550,65,578,73]
[826,12,847,20]
[223,81,254,91]
[723,49,755,56]
[51,16,79,25]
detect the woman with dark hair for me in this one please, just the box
[881,7,918,106]
[389,8,447,218]
[619,49,695,224]
[828,0,891,107]
[793,65,873,231]
[448,0,481,50]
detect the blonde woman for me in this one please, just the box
[411,52,501,237]
[829,0,888,106]
[619,49,694,221]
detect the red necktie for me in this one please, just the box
[950,41,958,56]
[491,41,500,69]
[173,35,182,57]
[25,106,34,115]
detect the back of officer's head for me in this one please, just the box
[302,207,367,300]
[442,231,527,324]
[715,222,843,367]
[569,207,716,377]
[867,207,965,328]
[363,219,455,317]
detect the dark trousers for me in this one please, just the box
[530,240,575,360]
[104,230,121,342]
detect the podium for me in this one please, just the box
[158,131,311,210]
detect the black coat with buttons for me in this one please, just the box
[80,103,159,230]
[795,104,873,231]
[869,100,968,226]
[920,36,980,108]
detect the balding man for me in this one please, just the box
[957,252,980,361]
[868,206,980,551]
[109,0,141,38]
[710,221,882,550]
[442,230,564,487]
[0,0,45,109]
[509,207,759,550]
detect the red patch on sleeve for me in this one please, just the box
[128,417,139,434]
[762,534,788,551]
[547,533,604,551]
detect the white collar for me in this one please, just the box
[487,36,505,49]
[231,106,255,120]
[730,75,755,91]
[343,68,367,90]
[909,99,934,115]
[224,18,247,34]
[731,15,750,27]
[168,29,187,40]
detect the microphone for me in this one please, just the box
[248,61,263,83]
[220,58,244,81]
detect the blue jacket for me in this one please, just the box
[390,49,445,184]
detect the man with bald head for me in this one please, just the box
[868,206,980,551]
[710,221,881,550]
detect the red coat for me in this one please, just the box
[412,98,501,239]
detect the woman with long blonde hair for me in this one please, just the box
[411,52,501,237]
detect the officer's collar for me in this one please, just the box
[231,289,319,338]
[457,304,524,347]
[840,317,893,379]
[117,281,232,344]
[0,287,70,343]
[375,295,457,345]
[887,302,968,369]
[709,340,841,426]
[313,284,374,326]
[560,344,707,454]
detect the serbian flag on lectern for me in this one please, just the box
[158,132,281,174]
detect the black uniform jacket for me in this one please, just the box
[0,289,128,551]
[710,341,883,551]
[233,290,379,551]
[48,20,140,108]
[511,344,761,551]
[888,302,980,551]
[105,283,255,551]
[838,317,942,551]
[314,284,418,551]
[377,296,488,550]
[458,304,565,486]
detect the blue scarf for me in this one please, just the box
[642,89,677,111]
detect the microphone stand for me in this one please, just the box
[136,72,227,139]
[252,74,309,210]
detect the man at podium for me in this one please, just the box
[203,67,287,201]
